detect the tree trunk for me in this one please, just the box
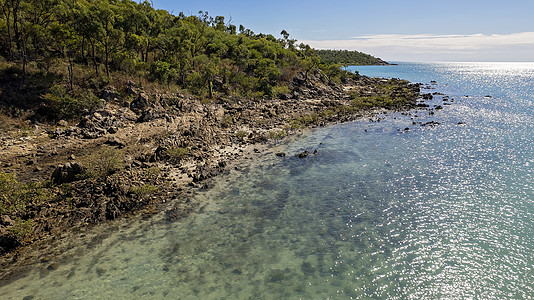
[19,25,27,88]
[90,39,98,76]
[12,1,19,50]
[67,53,74,91]
[144,40,150,63]
[2,9,14,60]
[208,80,213,98]
[81,36,87,65]
[105,41,109,78]
[104,22,109,78]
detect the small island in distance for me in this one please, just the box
[316,49,393,66]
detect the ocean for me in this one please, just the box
[1,62,533,299]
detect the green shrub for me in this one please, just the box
[82,147,125,179]
[166,147,188,159]
[0,173,53,215]
[145,167,161,179]
[41,85,100,120]
[9,218,33,241]
[150,60,177,84]
[0,173,51,244]
[350,96,377,109]
[349,80,416,110]
[130,184,158,197]
[288,113,320,129]
[268,130,287,140]
[272,85,291,98]
[235,130,249,138]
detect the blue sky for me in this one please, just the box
[151,0,534,62]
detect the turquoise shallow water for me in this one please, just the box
[1,62,533,299]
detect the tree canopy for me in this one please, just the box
[0,0,332,99]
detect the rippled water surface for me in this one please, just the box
[1,62,533,299]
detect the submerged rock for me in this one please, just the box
[296,150,309,158]
[191,165,220,183]
[416,103,429,108]
[421,93,433,100]
[421,121,440,127]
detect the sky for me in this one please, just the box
[150,0,534,62]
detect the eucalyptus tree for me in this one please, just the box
[90,0,124,78]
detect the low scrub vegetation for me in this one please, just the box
[166,147,189,159]
[81,147,125,179]
[130,184,158,197]
[0,173,54,243]
[0,173,53,215]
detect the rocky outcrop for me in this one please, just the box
[0,216,17,255]
[78,111,122,139]
[422,93,433,100]
[137,108,168,123]
[130,93,150,112]
[101,88,121,101]
[53,108,136,139]
[51,162,84,184]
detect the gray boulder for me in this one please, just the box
[51,162,84,184]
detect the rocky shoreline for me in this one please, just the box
[0,71,425,283]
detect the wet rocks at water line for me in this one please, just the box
[421,121,440,127]
[190,164,221,183]
[421,93,434,100]
[416,102,429,108]
[296,150,309,158]
[295,149,318,158]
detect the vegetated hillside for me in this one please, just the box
[315,49,390,65]
[0,0,354,122]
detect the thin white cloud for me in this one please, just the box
[301,32,534,62]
